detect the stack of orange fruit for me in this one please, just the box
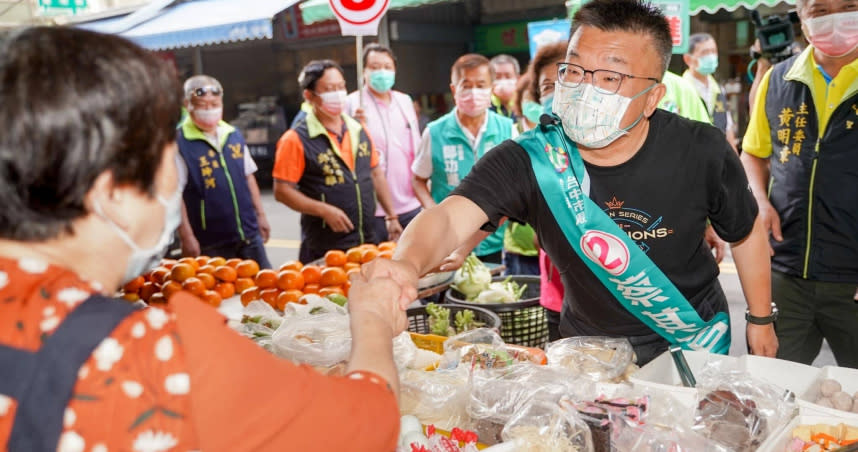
[120,242,397,311]
[119,256,262,308]
[239,241,397,311]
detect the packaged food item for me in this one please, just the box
[399,368,472,431]
[692,365,796,452]
[546,337,637,382]
[786,422,858,451]
[564,395,648,452]
[440,328,535,370]
[501,399,594,452]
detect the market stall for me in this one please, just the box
[121,250,858,452]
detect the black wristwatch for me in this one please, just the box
[746,303,779,325]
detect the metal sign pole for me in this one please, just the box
[356,35,364,107]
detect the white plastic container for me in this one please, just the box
[757,414,858,452]
[798,365,858,421]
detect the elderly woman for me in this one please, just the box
[0,27,406,451]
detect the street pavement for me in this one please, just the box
[258,188,836,366]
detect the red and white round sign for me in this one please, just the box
[328,0,391,26]
[580,231,630,276]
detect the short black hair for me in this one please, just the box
[451,53,493,85]
[688,32,715,54]
[362,43,396,68]
[571,0,673,74]
[299,59,345,91]
[0,27,182,241]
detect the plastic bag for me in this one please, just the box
[500,399,594,452]
[691,363,797,452]
[546,337,637,382]
[439,328,521,371]
[270,311,351,367]
[399,368,473,431]
[610,415,733,452]
[393,331,419,372]
[282,294,347,317]
[469,363,594,424]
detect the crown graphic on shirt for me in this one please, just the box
[606,196,625,210]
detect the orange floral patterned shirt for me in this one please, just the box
[0,256,400,452]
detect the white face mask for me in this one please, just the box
[317,90,348,116]
[493,78,516,99]
[95,187,183,285]
[552,81,655,148]
[191,107,222,129]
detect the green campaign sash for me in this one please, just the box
[517,123,730,353]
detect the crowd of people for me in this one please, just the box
[0,0,855,449]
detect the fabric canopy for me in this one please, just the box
[80,0,299,50]
[690,0,795,15]
[299,0,452,25]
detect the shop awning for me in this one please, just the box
[79,0,300,50]
[690,0,794,15]
[300,0,452,25]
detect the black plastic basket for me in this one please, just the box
[446,275,549,348]
[406,304,501,336]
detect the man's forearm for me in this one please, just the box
[371,167,397,218]
[246,174,266,217]
[273,181,328,218]
[411,177,435,208]
[731,215,772,316]
[741,153,771,203]
[394,197,487,276]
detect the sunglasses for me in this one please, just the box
[191,86,222,97]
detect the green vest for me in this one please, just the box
[427,110,513,256]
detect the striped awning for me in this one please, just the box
[690,0,795,15]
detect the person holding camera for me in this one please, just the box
[742,0,858,368]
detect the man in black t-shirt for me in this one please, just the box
[362,0,778,364]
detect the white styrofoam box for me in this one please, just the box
[798,365,858,421]
[629,351,737,421]
[737,354,821,397]
[757,414,858,452]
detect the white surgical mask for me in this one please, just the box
[95,188,183,285]
[803,10,858,58]
[552,81,655,148]
[316,90,348,116]
[493,78,516,99]
[191,107,222,129]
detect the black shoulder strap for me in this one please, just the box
[1,295,138,452]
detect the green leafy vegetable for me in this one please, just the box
[451,254,492,300]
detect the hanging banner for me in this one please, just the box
[652,0,690,54]
[328,0,390,36]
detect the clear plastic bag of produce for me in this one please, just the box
[270,311,351,367]
[439,328,524,371]
[691,363,797,452]
[399,368,473,431]
[469,363,594,424]
[545,337,637,382]
[282,294,347,317]
[500,399,594,452]
[393,331,419,372]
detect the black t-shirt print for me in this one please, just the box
[452,109,758,337]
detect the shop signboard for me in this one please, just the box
[39,0,87,14]
[328,0,390,36]
[527,19,571,59]
[652,0,690,54]
[474,20,530,55]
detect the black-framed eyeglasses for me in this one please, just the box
[556,62,660,95]
[191,86,222,97]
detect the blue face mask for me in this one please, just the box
[540,94,554,114]
[522,100,543,124]
[368,69,395,93]
[696,54,719,76]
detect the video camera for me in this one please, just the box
[749,10,800,64]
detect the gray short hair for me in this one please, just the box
[183,75,222,99]
[490,54,520,76]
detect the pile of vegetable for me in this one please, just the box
[451,255,527,304]
[426,303,485,337]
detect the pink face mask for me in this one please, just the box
[804,10,858,58]
[455,88,491,117]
